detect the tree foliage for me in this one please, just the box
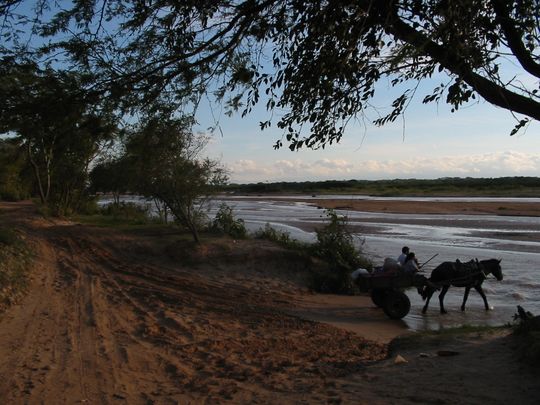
[0,60,117,213]
[211,203,247,239]
[91,116,228,243]
[0,137,32,201]
[2,0,539,149]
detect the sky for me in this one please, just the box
[5,1,540,185]
[199,91,540,184]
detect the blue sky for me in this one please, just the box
[5,2,539,184]
[200,93,540,184]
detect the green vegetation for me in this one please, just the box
[90,116,227,243]
[254,223,309,251]
[96,202,154,225]
[513,306,540,367]
[0,138,32,201]
[309,210,372,293]
[255,210,372,294]
[210,204,248,239]
[0,227,32,313]
[4,2,539,149]
[0,62,117,215]
[224,177,540,197]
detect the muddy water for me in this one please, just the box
[100,195,540,331]
[214,196,540,332]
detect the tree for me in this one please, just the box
[0,60,117,213]
[89,158,133,206]
[2,1,538,150]
[0,137,32,201]
[98,116,228,243]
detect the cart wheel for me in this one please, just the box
[383,290,411,320]
[371,288,387,307]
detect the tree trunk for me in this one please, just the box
[27,142,47,204]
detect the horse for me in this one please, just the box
[420,259,503,314]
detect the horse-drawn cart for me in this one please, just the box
[355,272,428,319]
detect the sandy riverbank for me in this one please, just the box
[241,196,540,217]
[1,201,538,404]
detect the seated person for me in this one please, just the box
[402,252,419,273]
[397,246,409,265]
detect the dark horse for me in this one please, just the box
[420,259,503,314]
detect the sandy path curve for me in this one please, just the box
[1,201,539,404]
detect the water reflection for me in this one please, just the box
[99,195,540,331]
[216,197,540,331]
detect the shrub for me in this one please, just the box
[100,202,152,224]
[255,223,308,250]
[77,196,100,215]
[513,306,540,367]
[313,209,369,269]
[310,209,372,293]
[210,203,247,239]
[254,212,372,294]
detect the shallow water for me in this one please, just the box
[214,197,540,331]
[100,195,540,331]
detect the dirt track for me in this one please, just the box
[0,202,387,404]
[1,201,539,404]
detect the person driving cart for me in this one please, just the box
[402,252,419,273]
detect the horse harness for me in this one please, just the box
[442,259,489,287]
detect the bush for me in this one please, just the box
[513,306,540,367]
[77,196,100,215]
[313,209,370,269]
[254,212,372,294]
[309,209,372,293]
[210,203,247,239]
[255,223,308,250]
[100,202,152,224]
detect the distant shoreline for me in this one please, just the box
[222,195,540,217]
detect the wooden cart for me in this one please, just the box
[355,272,429,319]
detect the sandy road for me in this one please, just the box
[0,202,388,404]
[2,202,539,404]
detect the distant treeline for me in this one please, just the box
[223,177,540,196]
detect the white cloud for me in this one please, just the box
[227,151,540,183]
[359,151,540,178]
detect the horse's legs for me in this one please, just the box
[461,286,471,311]
[474,285,490,310]
[422,287,434,314]
[438,285,450,314]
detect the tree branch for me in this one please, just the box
[381,3,540,121]
[491,0,540,79]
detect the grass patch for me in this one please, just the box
[254,223,310,251]
[74,202,160,228]
[75,213,156,228]
[0,230,32,313]
[0,227,19,246]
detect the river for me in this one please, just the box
[101,195,540,331]
[214,195,540,332]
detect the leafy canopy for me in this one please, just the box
[2,1,539,149]
[0,59,117,212]
[91,115,228,242]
